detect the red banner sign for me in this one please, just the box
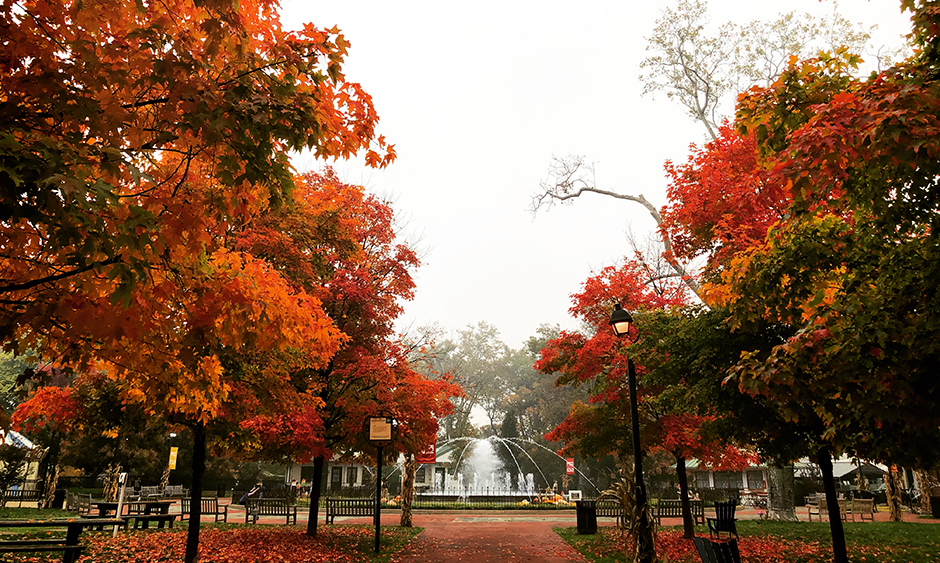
[565,458,575,475]
[416,442,436,464]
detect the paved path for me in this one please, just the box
[390,512,586,563]
[333,511,588,563]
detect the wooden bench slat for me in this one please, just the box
[180,497,229,522]
[653,499,705,526]
[245,498,298,525]
[325,498,374,524]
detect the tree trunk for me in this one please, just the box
[916,469,933,514]
[43,464,59,509]
[818,449,848,563]
[885,465,904,522]
[766,464,798,521]
[306,455,326,537]
[184,422,206,563]
[400,454,416,527]
[675,455,694,539]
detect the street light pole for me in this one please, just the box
[610,304,656,563]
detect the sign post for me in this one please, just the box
[113,472,128,538]
[366,416,397,553]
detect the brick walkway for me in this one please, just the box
[388,512,586,563]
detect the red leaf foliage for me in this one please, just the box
[661,123,790,270]
[83,527,389,563]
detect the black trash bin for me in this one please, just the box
[50,489,66,509]
[930,496,940,519]
[575,500,597,534]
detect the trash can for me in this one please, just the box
[575,500,597,534]
[930,496,940,519]
[50,489,66,509]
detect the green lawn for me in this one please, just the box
[556,521,940,562]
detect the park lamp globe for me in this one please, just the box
[609,304,633,338]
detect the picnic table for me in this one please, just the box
[89,500,177,529]
[0,518,124,563]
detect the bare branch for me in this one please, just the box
[533,155,701,296]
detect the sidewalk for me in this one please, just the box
[382,511,586,563]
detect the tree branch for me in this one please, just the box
[0,258,121,295]
[533,155,701,296]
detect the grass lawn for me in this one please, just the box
[556,520,940,562]
[0,517,420,563]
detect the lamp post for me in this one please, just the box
[610,304,656,563]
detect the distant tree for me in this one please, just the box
[497,411,520,490]
[0,353,30,426]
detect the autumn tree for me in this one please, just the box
[714,0,940,530]
[225,170,460,537]
[651,5,940,561]
[535,4,887,526]
[540,266,767,541]
[532,0,883,289]
[538,262,705,557]
[2,1,396,561]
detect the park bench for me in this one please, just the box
[244,498,297,525]
[0,518,124,563]
[180,497,229,522]
[2,488,43,507]
[653,498,705,525]
[163,485,188,498]
[325,498,374,524]
[693,536,741,563]
[807,496,847,522]
[138,486,162,500]
[851,498,874,522]
[65,492,92,515]
[596,499,627,528]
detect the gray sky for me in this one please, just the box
[280,0,912,348]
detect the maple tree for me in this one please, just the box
[661,124,790,271]
[216,170,460,537]
[722,15,940,459]
[0,0,394,327]
[536,263,760,541]
[653,4,940,561]
[2,0,399,560]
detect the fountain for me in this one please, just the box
[410,436,601,505]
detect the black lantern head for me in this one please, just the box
[609,304,633,338]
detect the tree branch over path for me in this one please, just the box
[532,155,701,295]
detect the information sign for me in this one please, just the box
[369,417,393,441]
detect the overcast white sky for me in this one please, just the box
[279,1,913,349]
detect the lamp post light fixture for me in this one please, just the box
[609,304,656,563]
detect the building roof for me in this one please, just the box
[1,430,35,449]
